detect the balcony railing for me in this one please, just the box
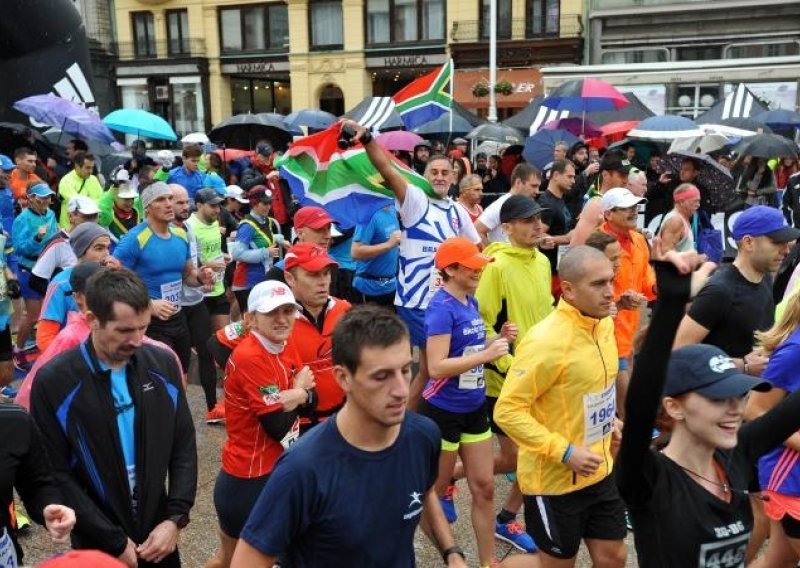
[591,0,709,8]
[451,14,582,43]
[114,38,206,61]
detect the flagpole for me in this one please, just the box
[448,59,454,139]
[488,0,498,123]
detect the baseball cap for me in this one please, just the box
[67,195,100,215]
[284,242,338,272]
[225,185,249,204]
[247,280,297,313]
[601,187,647,212]
[256,143,273,156]
[247,185,273,206]
[665,344,771,398]
[453,137,468,145]
[39,549,126,567]
[0,154,14,171]
[294,206,335,230]
[115,168,130,183]
[599,150,634,175]
[435,237,494,270]
[195,187,224,205]
[70,261,104,294]
[500,195,548,223]
[732,205,800,243]
[414,140,432,150]
[28,183,55,198]
[117,183,138,199]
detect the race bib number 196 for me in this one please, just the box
[583,383,615,445]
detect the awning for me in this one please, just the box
[454,68,543,109]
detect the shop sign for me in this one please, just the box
[221,60,290,74]
[365,53,447,69]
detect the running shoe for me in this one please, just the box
[0,385,18,400]
[439,484,458,524]
[504,472,517,482]
[14,507,31,534]
[12,349,30,372]
[495,519,537,553]
[205,401,226,424]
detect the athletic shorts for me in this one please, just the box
[17,267,43,300]
[146,310,192,372]
[396,306,425,347]
[214,469,271,538]
[485,396,507,437]
[0,325,11,361]
[204,293,231,316]
[417,398,491,452]
[523,475,627,559]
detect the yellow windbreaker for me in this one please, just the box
[475,242,554,397]
[494,299,618,495]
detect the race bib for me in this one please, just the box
[160,280,182,307]
[459,345,485,390]
[698,533,748,568]
[0,528,18,568]
[428,264,444,296]
[212,255,225,283]
[583,383,616,445]
[280,418,300,450]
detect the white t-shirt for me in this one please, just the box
[476,193,513,244]
[395,185,480,310]
[31,232,77,279]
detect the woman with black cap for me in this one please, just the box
[617,242,800,567]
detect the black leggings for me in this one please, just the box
[213,470,271,538]
[146,311,191,372]
[183,302,217,411]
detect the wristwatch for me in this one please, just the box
[441,545,465,564]
[168,514,190,529]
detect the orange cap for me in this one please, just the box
[434,237,494,270]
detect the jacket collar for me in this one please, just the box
[555,298,605,331]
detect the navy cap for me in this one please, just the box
[732,205,800,243]
[256,143,273,156]
[500,195,548,223]
[599,150,633,175]
[665,344,771,398]
[195,187,224,205]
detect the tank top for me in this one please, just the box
[660,210,695,252]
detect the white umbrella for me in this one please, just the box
[181,132,210,145]
[668,133,729,155]
[700,124,759,138]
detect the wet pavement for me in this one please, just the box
[18,385,637,567]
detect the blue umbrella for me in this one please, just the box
[627,115,705,141]
[285,109,337,131]
[522,129,579,169]
[13,93,115,144]
[753,109,800,130]
[103,108,178,141]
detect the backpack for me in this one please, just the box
[694,210,723,263]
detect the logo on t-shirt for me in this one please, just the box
[260,385,281,406]
[403,490,424,520]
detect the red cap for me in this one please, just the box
[294,206,335,230]
[284,242,338,272]
[39,550,127,567]
[434,237,494,270]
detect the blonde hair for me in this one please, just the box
[756,287,800,356]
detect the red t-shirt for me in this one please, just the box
[222,333,304,478]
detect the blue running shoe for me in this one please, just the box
[0,385,18,399]
[495,519,537,553]
[439,485,458,524]
[504,472,517,482]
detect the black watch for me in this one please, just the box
[169,514,190,529]
[441,545,465,564]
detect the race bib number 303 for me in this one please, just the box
[160,280,182,308]
[583,383,615,446]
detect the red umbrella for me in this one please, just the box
[542,79,629,112]
[599,120,641,145]
[542,117,602,138]
[213,148,254,161]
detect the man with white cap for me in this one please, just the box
[600,187,655,414]
[98,174,141,243]
[113,181,216,376]
[57,151,103,228]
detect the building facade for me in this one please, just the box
[109,0,585,137]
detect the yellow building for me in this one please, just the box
[112,0,583,139]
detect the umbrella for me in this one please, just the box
[700,124,761,138]
[342,97,405,132]
[753,109,800,130]
[209,113,292,150]
[668,134,730,155]
[181,132,210,145]
[542,79,629,113]
[662,150,734,212]
[628,115,705,141]
[213,148,254,162]
[466,123,524,145]
[542,117,602,138]
[375,131,425,153]
[734,133,798,159]
[103,109,177,141]
[257,113,303,137]
[719,117,772,134]
[13,93,115,144]
[42,128,124,156]
[474,140,508,157]
[412,101,484,139]
[285,109,337,131]
[522,129,579,169]
[608,138,664,166]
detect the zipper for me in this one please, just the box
[592,321,610,477]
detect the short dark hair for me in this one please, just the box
[73,151,95,167]
[510,162,541,186]
[183,145,202,159]
[584,230,618,253]
[332,306,410,374]
[13,146,35,160]
[207,153,222,170]
[550,159,575,175]
[86,269,150,326]
[69,139,89,152]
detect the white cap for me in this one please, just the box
[247,281,297,313]
[115,168,130,182]
[225,184,249,204]
[601,187,647,212]
[117,182,138,199]
[67,195,100,215]
[156,149,174,164]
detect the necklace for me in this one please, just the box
[678,464,730,493]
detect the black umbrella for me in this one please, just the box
[719,117,772,134]
[734,133,798,159]
[209,113,292,151]
[342,97,405,132]
[662,150,735,213]
[466,123,524,145]
[412,101,484,139]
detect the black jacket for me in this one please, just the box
[30,339,197,556]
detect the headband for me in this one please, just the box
[674,186,701,202]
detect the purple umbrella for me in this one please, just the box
[13,93,115,144]
[542,117,602,138]
[376,130,425,152]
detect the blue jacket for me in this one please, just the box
[11,207,58,268]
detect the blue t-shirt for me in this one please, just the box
[759,326,800,496]
[240,412,440,567]
[113,222,190,303]
[353,206,399,297]
[167,166,205,200]
[423,289,487,413]
[40,267,78,325]
[328,236,356,272]
[99,361,137,509]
